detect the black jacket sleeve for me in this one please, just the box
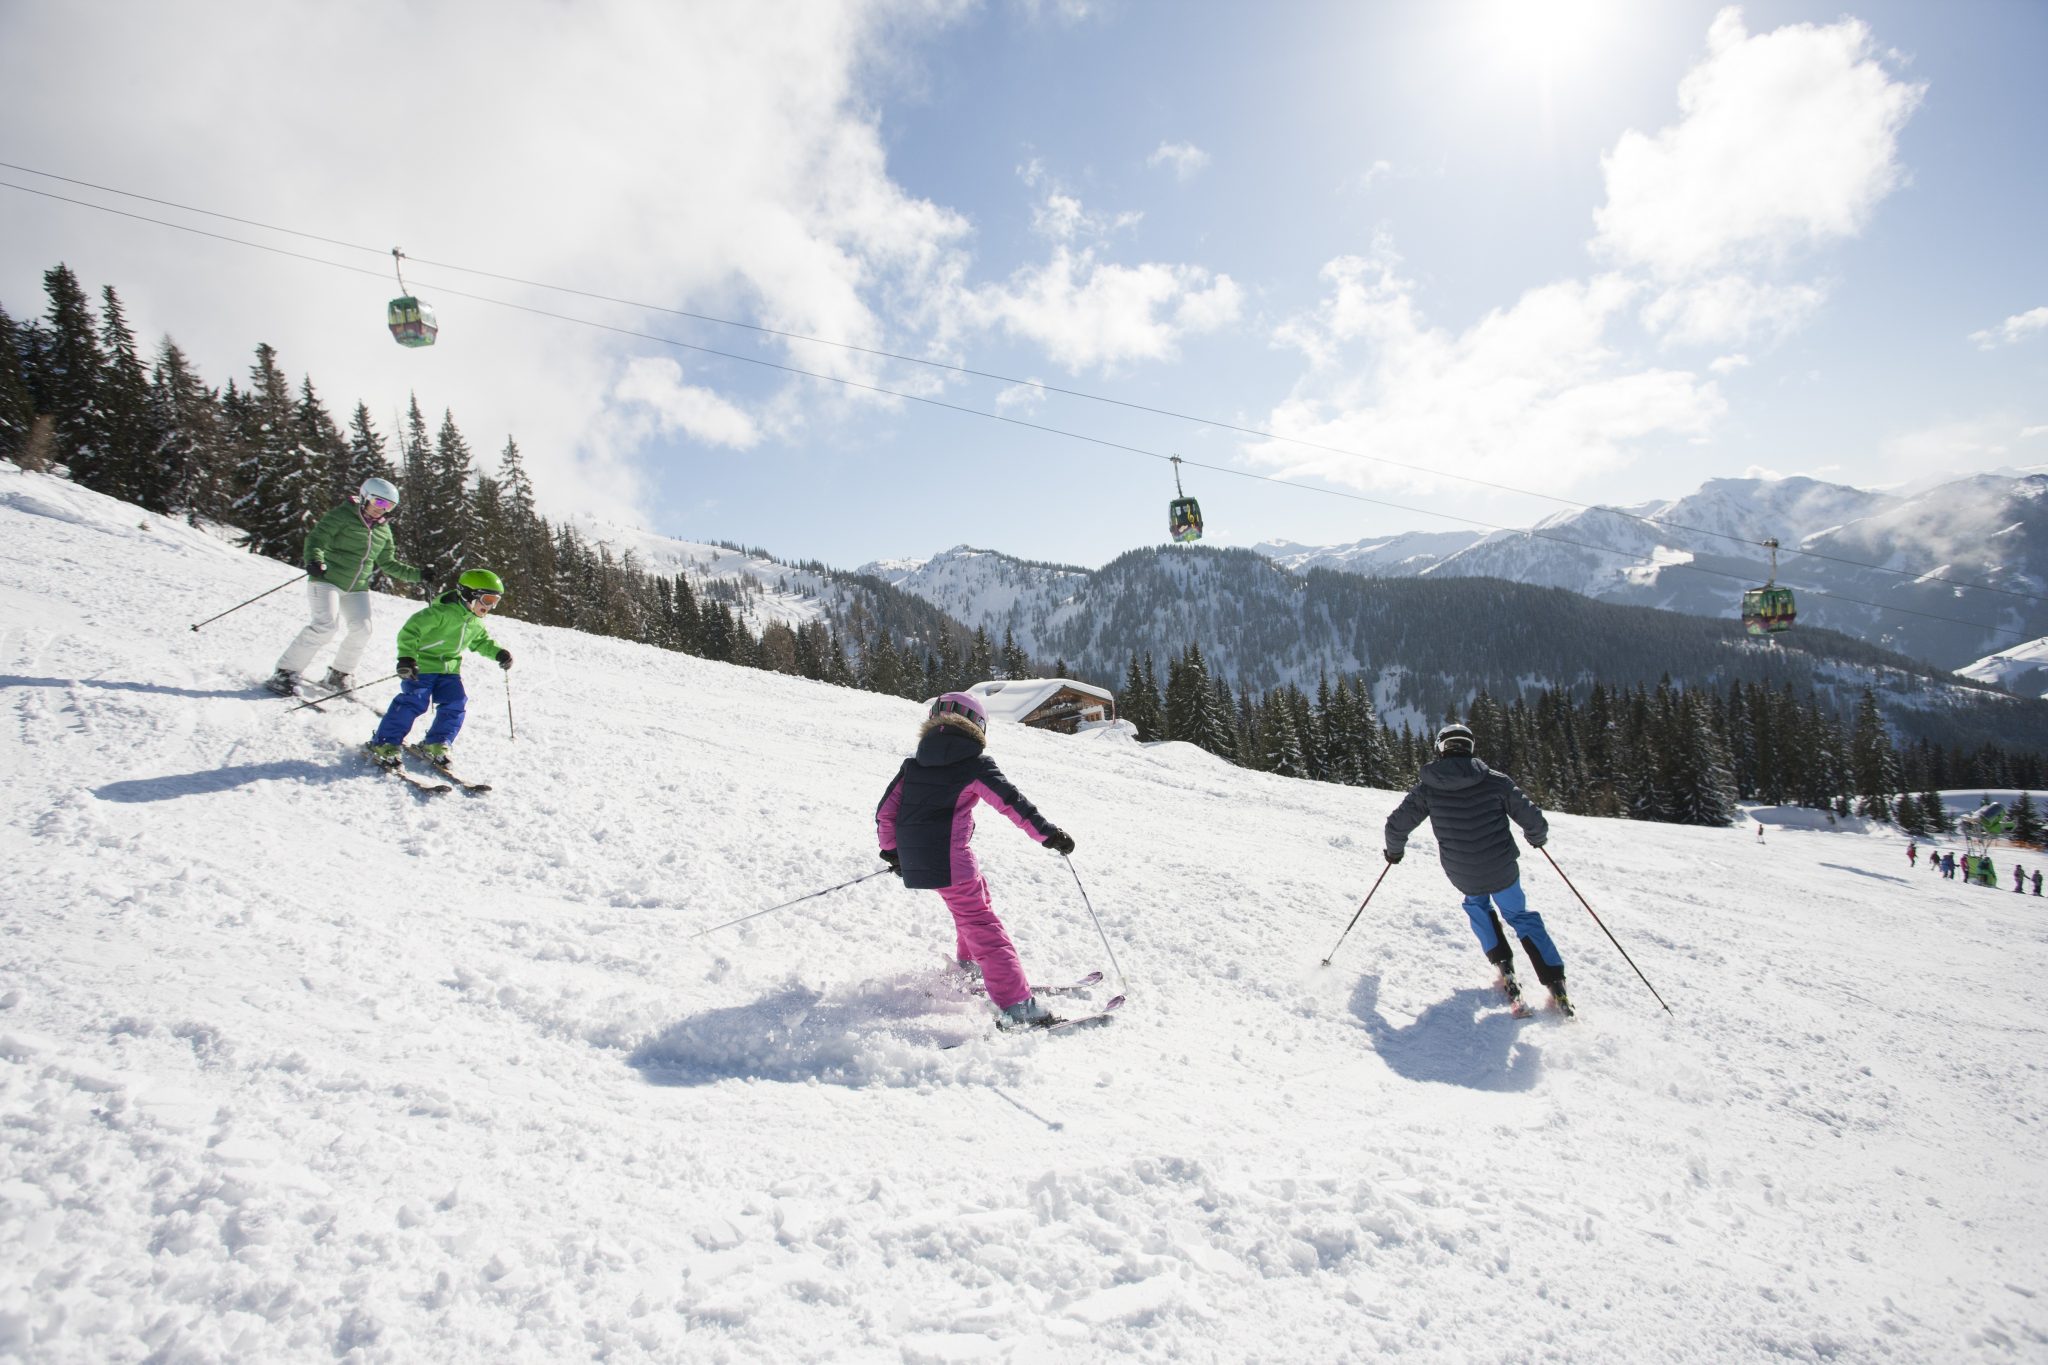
[1384,784,1430,854]
[1499,775,1548,847]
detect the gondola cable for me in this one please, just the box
[3,159,2039,608]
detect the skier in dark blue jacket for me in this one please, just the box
[1384,722,1570,1015]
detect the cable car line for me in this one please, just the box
[1,176,2037,648]
[5,162,2041,610]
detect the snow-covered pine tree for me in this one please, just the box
[2012,791,2042,846]
[230,345,307,560]
[0,305,35,462]
[37,265,107,486]
[147,340,228,522]
[1851,687,1900,820]
[95,287,164,511]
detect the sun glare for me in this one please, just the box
[1470,0,1616,75]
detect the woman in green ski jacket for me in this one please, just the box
[366,570,513,768]
[266,477,428,696]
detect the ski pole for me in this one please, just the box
[1539,847,1673,1015]
[1319,862,1393,966]
[504,669,516,741]
[690,868,893,939]
[1060,854,1127,996]
[190,571,306,632]
[282,671,399,715]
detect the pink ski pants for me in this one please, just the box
[937,877,1029,1009]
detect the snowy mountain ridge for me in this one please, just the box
[864,471,2048,675]
[3,461,2044,1360]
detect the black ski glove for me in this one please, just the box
[1384,848,1404,864]
[880,849,901,877]
[397,656,420,681]
[1045,829,1076,856]
[420,562,441,585]
[1527,835,1546,850]
[309,560,327,577]
[496,649,514,671]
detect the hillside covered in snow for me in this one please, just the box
[3,464,2046,1360]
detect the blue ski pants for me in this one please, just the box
[1461,879,1564,973]
[372,672,468,747]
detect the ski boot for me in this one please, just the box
[1494,964,1532,1018]
[264,668,299,697]
[365,742,402,770]
[954,957,984,983]
[995,995,1057,1031]
[321,668,352,692]
[414,743,452,769]
[1547,979,1575,1019]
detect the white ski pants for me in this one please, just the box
[277,582,375,678]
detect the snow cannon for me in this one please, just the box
[1963,802,2013,839]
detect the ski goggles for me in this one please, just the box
[469,592,501,612]
[930,697,984,726]
[363,495,396,514]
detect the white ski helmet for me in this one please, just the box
[1435,722,1475,756]
[359,477,400,509]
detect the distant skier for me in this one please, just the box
[365,570,511,770]
[1943,851,1955,880]
[1384,722,1568,1016]
[266,477,430,696]
[1907,841,1917,867]
[2034,870,2041,897]
[1756,822,1766,843]
[2016,863,2027,894]
[875,691,1075,1030]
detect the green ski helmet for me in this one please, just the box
[456,568,505,612]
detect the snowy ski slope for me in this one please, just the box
[2,464,2044,1362]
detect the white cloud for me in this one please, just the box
[1022,166,1143,241]
[2021,425,2048,440]
[1709,353,1752,374]
[963,247,1243,373]
[1147,141,1211,182]
[1260,249,1723,492]
[994,380,1047,411]
[1594,8,1924,279]
[0,1,983,521]
[612,357,760,449]
[1359,160,1394,191]
[1970,306,2048,350]
[1641,275,1826,348]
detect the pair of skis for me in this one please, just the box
[366,744,492,796]
[961,968,1125,1032]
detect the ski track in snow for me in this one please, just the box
[2,465,2046,1362]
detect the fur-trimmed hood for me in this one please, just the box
[919,713,987,747]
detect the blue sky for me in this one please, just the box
[3,1,2043,571]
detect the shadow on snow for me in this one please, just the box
[0,673,271,702]
[94,760,357,803]
[1349,974,1542,1093]
[628,974,982,1087]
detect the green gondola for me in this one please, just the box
[386,248,438,348]
[1168,456,1203,543]
[1742,538,1796,634]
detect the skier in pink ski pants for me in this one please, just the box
[876,691,1076,1030]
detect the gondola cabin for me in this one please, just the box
[387,296,438,348]
[1740,584,1796,635]
[1168,496,1203,543]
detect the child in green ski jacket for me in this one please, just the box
[267,477,428,696]
[366,570,512,769]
